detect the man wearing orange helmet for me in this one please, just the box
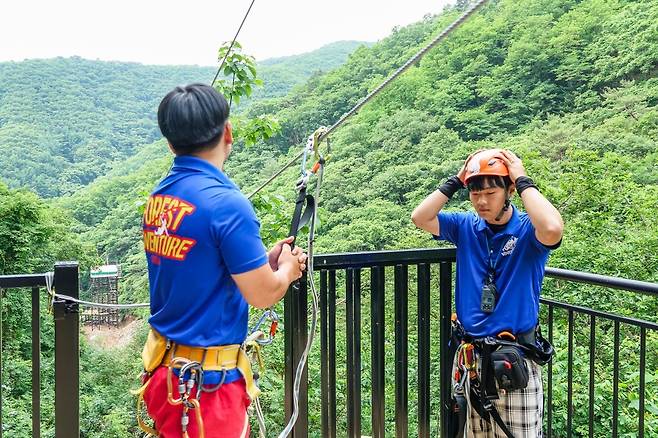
[412,149,563,437]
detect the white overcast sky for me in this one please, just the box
[1,0,453,66]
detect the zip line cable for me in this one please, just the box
[41,272,150,309]
[36,0,490,312]
[54,294,149,309]
[211,0,257,87]
[246,0,489,200]
[247,154,305,199]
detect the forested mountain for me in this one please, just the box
[66,0,658,286]
[247,40,368,101]
[2,0,658,436]
[0,41,363,197]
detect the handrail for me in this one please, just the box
[0,273,47,288]
[312,249,658,297]
[314,248,456,270]
[545,267,658,297]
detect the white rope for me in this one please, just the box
[277,161,323,438]
[45,271,55,312]
[53,293,149,309]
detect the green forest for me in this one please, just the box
[1,0,658,436]
[0,42,361,197]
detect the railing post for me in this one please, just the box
[1,286,3,438]
[284,273,308,437]
[53,262,79,438]
[439,261,453,437]
[32,287,41,438]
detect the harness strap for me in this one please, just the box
[451,318,528,438]
[163,343,240,371]
[133,379,159,437]
[136,329,263,436]
[157,336,261,400]
[467,372,516,438]
[288,188,315,247]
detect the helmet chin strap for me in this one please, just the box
[494,196,511,222]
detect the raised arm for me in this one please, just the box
[411,153,474,235]
[499,150,564,246]
[411,189,451,235]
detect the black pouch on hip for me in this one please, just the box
[490,345,529,391]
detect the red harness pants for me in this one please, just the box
[143,366,251,438]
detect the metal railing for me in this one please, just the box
[284,248,658,437]
[0,262,79,438]
[1,252,656,437]
[542,266,658,438]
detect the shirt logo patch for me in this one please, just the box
[142,194,197,261]
[501,236,518,256]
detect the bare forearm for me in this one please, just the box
[234,264,297,309]
[270,268,295,303]
[411,189,450,235]
[519,188,563,245]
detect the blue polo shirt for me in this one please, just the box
[436,206,552,338]
[143,155,268,383]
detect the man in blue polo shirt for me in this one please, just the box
[139,83,307,438]
[412,149,563,437]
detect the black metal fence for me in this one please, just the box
[284,248,658,437]
[1,252,657,437]
[0,262,79,438]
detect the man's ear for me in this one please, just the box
[167,142,176,154]
[224,121,233,145]
[508,184,516,197]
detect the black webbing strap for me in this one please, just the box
[479,342,499,400]
[469,383,515,438]
[469,343,516,438]
[488,403,515,438]
[287,186,315,250]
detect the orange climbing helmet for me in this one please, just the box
[461,149,509,185]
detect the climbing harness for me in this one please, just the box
[166,358,206,438]
[450,317,554,438]
[135,328,261,436]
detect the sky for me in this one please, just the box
[0,0,454,66]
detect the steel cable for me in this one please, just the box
[246,0,489,199]
[211,0,257,87]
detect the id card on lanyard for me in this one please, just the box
[481,233,501,313]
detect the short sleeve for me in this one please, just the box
[435,212,465,245]
[523,217,556,254]
[211,192,268,275]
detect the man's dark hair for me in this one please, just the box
[157,83,230,154]
[467,175,513,192]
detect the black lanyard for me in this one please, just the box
[484,233,502,276]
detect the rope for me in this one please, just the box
[45,271,55,312]
[53,294,150,309]
[278,159,323,438]
[211,0,257,87]
[246,0,489,199]
[39,271,149,309]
